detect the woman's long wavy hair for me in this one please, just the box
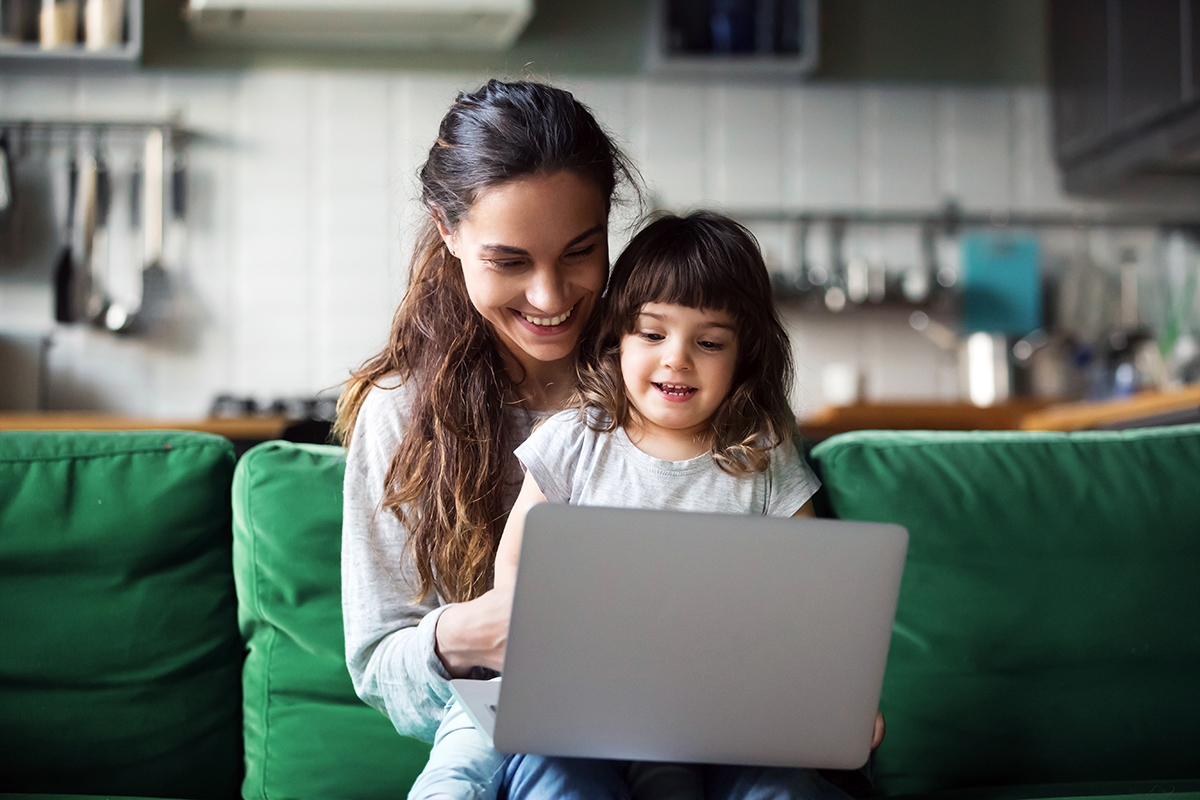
[575,212,796,476]
[335,80,636,604]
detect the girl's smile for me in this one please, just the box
[620,302,738,460]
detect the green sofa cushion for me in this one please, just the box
[809,426,1200,797]
[0,431,242,799]
[233,441,431,800]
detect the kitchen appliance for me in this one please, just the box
[184,0,533,50]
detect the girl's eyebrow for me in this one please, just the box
[480,224,605,256]
[636,312,735,331]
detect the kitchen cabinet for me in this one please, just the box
[1049,0,1200,194]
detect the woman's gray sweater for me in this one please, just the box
[340,377,537,743]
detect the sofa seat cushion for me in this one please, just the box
[809,426,1200,797]
[233,441,430,800]
[0,431,242,799]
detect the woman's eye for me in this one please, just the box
[486,259,525,269]
[565,244,596,260]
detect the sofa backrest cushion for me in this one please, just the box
[809,426,1200,796]
[0,431,242,799]
[233,441,431,800]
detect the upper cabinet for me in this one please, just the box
[645,0,819,79]
[0,0,143,69]
[1050,0,1200,195]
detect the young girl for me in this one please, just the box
[409,211,849,800]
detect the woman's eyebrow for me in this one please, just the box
[480,224,605,256]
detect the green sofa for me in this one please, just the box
[1,426,1198,800]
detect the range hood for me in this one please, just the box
[185,0,534,50]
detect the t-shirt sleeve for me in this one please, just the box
[765,435,822,517]
[514,410,588,504]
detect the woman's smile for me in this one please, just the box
[442,171,609,385]
[512,300,581,335]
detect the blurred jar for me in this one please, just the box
[39,0,78,48]
[84,0,120,48]
[1,0,39,42]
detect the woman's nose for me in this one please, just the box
[527,265,567,311]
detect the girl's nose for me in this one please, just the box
[527,264,567,311]
[662,340,692,371]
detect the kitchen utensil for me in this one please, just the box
[52,154,77,323]
[74,149,97,316]
[960,232,1042,336]
[106,128,162,333]
[85,142,112,323]
[909,311,1013,406]
[0,132,13,217]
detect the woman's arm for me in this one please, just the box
[435,472,547,675]
[341,382,454,743]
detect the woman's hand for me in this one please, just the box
[433,584,514,677]
[871,710,885,750]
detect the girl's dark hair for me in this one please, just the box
[336,80,637,604]
[575,211,796,476]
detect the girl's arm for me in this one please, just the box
[791,499,815,518]
[494,470,549,587]
[789,495,886,745]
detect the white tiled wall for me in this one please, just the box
[0,71,1093,416]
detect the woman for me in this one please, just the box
[337,79,861,799]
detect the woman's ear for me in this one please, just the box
[431,211,457,257]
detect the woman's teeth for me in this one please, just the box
[522,308,572,327]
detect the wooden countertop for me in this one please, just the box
[798,400,1053,440]
[0,413,291,440]
[1019,383,1200,431]
[798,385,1200,439]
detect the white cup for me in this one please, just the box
[84,0,120,49]
[822,362,862,407]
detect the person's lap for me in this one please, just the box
[499,754,853,800]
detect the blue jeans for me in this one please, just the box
[500,756,854,800]
[408,696,509,800]
[410,694,854,800]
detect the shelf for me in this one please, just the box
[0,0,142,70]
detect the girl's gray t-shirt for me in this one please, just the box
[515,409,820,517]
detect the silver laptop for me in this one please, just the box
[451,504,908,770]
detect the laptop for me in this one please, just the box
[450,504,908,770]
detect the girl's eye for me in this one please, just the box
[639,331,665,342]
[699,340,724,351]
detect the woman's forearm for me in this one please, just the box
[433,587,513,675]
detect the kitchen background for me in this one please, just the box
[1,0,1199,424]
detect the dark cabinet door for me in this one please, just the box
[1114,0,1183,131]
[1050,0,1111,160]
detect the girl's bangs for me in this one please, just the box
[617,250,739,326]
